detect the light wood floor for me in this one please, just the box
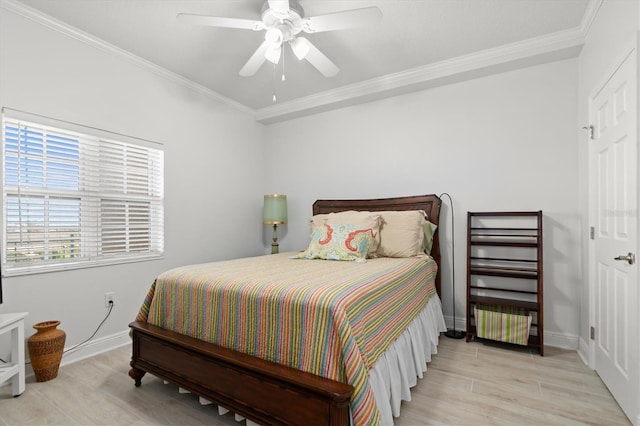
[0,336,630,425]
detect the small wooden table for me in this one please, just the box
[0,312,28,396]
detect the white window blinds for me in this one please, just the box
[2,111,164,275]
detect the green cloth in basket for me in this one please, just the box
[474,304,532,346]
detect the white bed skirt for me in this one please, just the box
[189,293,446,426]
[366,294,447,425]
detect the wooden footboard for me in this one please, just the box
[129,321,353,426]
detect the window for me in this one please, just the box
[2,111,164,275]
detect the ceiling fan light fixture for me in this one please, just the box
[290,37,310,60]
[264,27,283,45]
[265,45,282,64]
[179,1,382,78]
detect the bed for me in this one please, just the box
[129,194,445,426]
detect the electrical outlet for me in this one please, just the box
[104,292,115,308]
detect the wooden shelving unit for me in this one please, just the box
[466,211,544,355]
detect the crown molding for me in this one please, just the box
[256,25,586,124]
[0,0,254,116]
[257,1,603,124]
[2,0,598,125]
[580,0,604,36]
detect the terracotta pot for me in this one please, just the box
[27,320,66,382]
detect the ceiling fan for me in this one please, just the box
[177,1,382,78]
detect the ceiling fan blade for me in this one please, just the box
[239,41,270,77]
[296,37,339,77]
[290,37,310,60]
[177,13,264,31]
[302,7,382,33]
[267,0,290,14]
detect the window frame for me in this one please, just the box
[1,109,164,276]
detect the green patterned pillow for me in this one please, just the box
[294,223,375,262]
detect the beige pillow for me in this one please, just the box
[376,210,427,258]
[309,211,382,256]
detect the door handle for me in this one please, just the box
[614,252,636,265]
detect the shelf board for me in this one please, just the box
[470,227,538,231]
[469,295,539,311]
[469,285,538,295]
[471,233,538,239]
[470,240,538,248]
[468,212,541,217]
[0,364,19,383]
[470,256,537,263]
[466,326,542,350]
[470,266,538,279]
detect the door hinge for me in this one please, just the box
[590,226,595,240]
[582,125,594,140]
[590,326,595,340]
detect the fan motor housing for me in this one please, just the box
[261,1,304,41]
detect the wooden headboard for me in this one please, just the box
[313,194,443,296]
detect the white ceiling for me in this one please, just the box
[10,0,592,122]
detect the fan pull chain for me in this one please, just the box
[281,47,286,82]
[272,62,277,103]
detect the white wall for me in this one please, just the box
[577,0,639,358]
[0,1,592,364]
[0,7,266,361]
[264,58,581,347]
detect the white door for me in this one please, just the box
[591,48,639,424]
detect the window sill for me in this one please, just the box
[2,254,164,277]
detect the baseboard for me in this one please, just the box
[544,330,579,350]
[445,315,580,350]
[61,329,131,365]
[577,337,592,367]
[444,314,467,334]
[24,329,131,379]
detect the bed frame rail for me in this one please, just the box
[129,321,353,426]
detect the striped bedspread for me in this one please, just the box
[137,252,438,426]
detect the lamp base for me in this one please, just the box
[271,224,279,254]
[444,329,466,339]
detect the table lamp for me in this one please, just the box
[263,194,287,254]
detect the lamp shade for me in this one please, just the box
[263,194,287,224]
